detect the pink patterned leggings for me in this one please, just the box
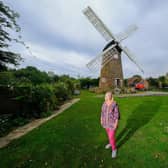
[105,127,116,150]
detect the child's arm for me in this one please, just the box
[113,119,118,130]
[113,103,119,129]
[100,108,103,125]
[100,116,103,125]
[100,103,104,125]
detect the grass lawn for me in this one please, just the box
[0,91,168,168]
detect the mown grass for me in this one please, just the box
[0,90,168,168]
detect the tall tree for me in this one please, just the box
[0,1,22,71]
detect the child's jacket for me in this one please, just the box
[101,101,120,129]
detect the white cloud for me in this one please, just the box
[16,41,97,77]
[4,0,168,78]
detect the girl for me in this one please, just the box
[100,91,120,158]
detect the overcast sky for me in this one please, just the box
[4,0,168,78]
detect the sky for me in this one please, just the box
[4,0,168,78]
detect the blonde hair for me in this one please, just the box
[105,91,113,100]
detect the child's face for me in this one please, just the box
[105,93,112,101]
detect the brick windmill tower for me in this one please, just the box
[83,6,144,92]
[99,40,123,90]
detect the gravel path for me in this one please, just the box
[96,91,168,98]
[117,91,168,98]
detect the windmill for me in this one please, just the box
[83,6,144,92]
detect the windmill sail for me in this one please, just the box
[86,44,116,72]
[86,53,102,72]
[121,46,144,73]
[115,24,138,42]
[101,47,118,68]
[83,6,115,42]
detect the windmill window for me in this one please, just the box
[113,54,119,59]
[101,77,106,83]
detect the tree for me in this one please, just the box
[158,76,165,83]
[14,66,51,85]
[90,78,99,87]
[146,77,158,88]
[158,75,168,87]
[133,74,142,79]
[79,77,99,89]
[0,1,22,71]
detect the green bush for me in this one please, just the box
[0,75,76,119]
[32,84,58,117]
[12,117,29,127]
[0,82,74,119]
[64,79,75,95]
[0,71,15,86]
[0,115,29,137]
[12,84,32,98]
[0,115,13,137]
[53,82,71,102]
[11,84,58,118]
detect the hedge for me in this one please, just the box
[0,81,74,118]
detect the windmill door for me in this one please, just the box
[114,78,122,88]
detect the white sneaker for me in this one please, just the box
[105,143,111,149]
[112,149,117,158]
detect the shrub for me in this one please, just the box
[53,82,71,102]
[64,79,75,95]
[31,84,58,117]
[11,84,58,118]
[0,77,75,119]
[12,84,32,98]
[0,71,15,86]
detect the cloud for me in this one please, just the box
[4,0,168,78]
[15,42,94,78]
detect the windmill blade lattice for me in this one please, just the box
[86,44,116,72]
[121,46,144,73]
[83,6,115,42]
[115,24,138,42]
[86,53,102,73]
